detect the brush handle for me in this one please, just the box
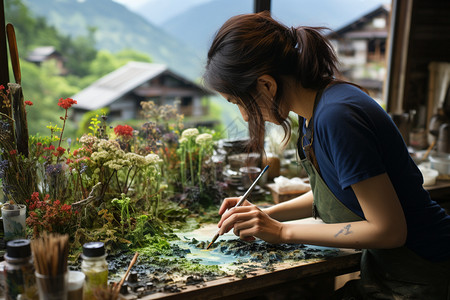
[235,165,269,207]
[206,165,269,249]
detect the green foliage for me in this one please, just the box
[5,0,154,138]
[88,49,152,79]
[76,108,109,139]
[6,0,98,77]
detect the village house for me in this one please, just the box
[328,4,390,101]
[26,46,67,75]
[71,61,213,124]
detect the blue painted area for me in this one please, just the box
[172,232,339,267]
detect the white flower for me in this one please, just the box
[79,134,98,145]
[195,133,213,145]
[145,153,162,165]
[105,160,125,171]
[91,151,109,162]
[125,153,147,166]
[181,128,199,139]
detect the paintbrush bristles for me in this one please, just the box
[206,232,219,249]
[31,232,69,276]
[31,232,69,296]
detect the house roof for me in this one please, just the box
[72,61,205,111]
[27,46,61,63]
[328,4,390,38]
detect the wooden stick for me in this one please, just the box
[114,252,139,294]
[421,140,436,163]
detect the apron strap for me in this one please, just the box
[297,88,325,171]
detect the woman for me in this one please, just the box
[203,12,450,299]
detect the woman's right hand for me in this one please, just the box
[218,197,251,216]
[216,197,284,244]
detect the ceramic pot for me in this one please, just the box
[1,204,26,241]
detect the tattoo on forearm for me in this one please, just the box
[334,224,353,238]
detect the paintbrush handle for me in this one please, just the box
[235,165,269,207]
[207,165,269,249]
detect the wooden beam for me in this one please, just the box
[0,0,9,90]
[254,0,271,13]
[385,0,413,114]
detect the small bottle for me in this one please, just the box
[4,239,38,300]
[81,242,108,300]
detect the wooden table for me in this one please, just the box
[142,220,362,300]
[143,248,361,300]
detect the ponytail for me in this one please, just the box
[290,26,339,89]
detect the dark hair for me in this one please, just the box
[203,12,340,152]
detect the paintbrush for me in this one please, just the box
[206,165,269,249]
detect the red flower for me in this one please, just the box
[57,98,77,110]
[57,146,65,156]
[0,85,4,90]
[44,145,55,151]
[25,101,33,106]
[9,150,17,155]
[114,124,134,137]
[31,192,39,201]
[26,192,75,238]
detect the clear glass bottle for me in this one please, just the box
[81,242,108,300]
[4,239,38,300]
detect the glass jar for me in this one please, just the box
[4,239,38,300]
[81,242,108,300]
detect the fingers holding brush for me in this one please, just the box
[220,206,284,244]
[218,204,256,230]
[218,197,252,215]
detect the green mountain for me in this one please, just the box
[22,0,203,80]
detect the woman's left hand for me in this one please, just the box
[217,204,284,243]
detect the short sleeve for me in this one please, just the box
[314,102,386,189]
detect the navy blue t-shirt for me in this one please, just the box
[300,83,450,262]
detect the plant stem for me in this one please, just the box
[188,141,194,186]
[198,147,203,192]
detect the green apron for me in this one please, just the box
[297,89,450,299]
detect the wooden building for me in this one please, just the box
[328,5,390,101]
[26,46,67,75]
[71,61,212,123]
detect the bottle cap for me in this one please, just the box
[82,242,105,257]
[6,239,31,258]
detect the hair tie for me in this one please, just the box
[289,26,298,48]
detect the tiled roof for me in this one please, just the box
[27,46,59,62]
[72,62,168,110]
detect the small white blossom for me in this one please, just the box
[91,151,109,162]
[195,133,213,145]
[181,128,199,139]
[125,153,147,166]
[107,163,123,171]
[80,134,98,145]
[145,154,162,165]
